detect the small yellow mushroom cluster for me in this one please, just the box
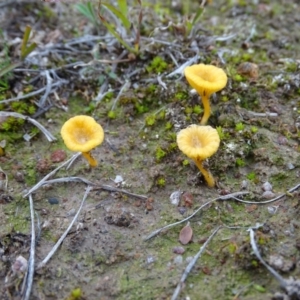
[176,64,227,187]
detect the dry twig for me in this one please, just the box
[0,111,56,142]
[37,186,92,270]
[21,194,35,300]
[171,226,222,300]
[144,191,248,240]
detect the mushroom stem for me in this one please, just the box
[200,93,211,125]
[193,158,215,187]
[82,151,98,167]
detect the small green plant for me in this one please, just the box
[216,126,228,140]
[175,91,188,101]
[165,121,173,130]
[182,2,205,38]
[251,126,258,133]
[166,132,176,141]
[247,171,256,181]
[146,56,168,73]
[156,177,166,187]
[76,0,142,55]
[193,105,203,114]
[182,159,189,166]
[107,110,117,119]
[145,114,156,126]
[235,122,245,131]
[0,26,37,78]
[184,107,193,114]
[236,158,245,167]
[155,146,166,161]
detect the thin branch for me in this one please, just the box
[145,183,300,241]
[246,111,278,118]
[21,194,36,300]
[144,192,248,240]
[38,70,53,108]
[157,75,167,90]
[92,184,148,200]
[43,177,94,186]
[111,81,131,111]
[37,186,92,270]
[249,228,286,288]
[0,81,67,104]
[171,226,222,300]
[0,112,56,142]
[41,176,148,200]
[166,54,199,78]
[23,153,80,198]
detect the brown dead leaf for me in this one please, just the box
[179,222,193,245]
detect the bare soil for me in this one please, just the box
[0,1,300,299]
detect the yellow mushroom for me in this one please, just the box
[61,115,104,167]
[184,64,227,125]
[177,124,220,187]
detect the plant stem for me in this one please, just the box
[200,93,211,125]
[82,151,97,167]
[194,158,215,187]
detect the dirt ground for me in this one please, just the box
[0,0,300,299]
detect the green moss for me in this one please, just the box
[184,107,193,114]
[246,171,256,181]
[175,91,188,101]
[146,56,168,73]
[182,159,189,166]
[165,121,173,130]
[236,158,245,167]
[108,110,117,119]
[251,126,258,133]
[235,122,245,131]
[155,146,167,161]
[156,177,166,187]
[216,126,226,140]
[145,114,156,126]
[193,105,203,114]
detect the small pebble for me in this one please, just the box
[240,180,248,190]
[237,62,259,79]
[262,191,275,199]
[170,190,181,206]
[114,175,124,184]
[182,192,193,208]
[268,254,294,272]
[11,256,28,274]
[174,255,183,265]
[13,171,25,183]
[172,246,185,254]
[50,149,67,163]
[177,207,187,215]
[262,182,272,192]
[48,197,59,205]
[286,162,295,170]
[146,255,155,264]
[267,206,278,215]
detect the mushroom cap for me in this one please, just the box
[184,64,227,97]
[61,115,104,152]
[177,124,220,160]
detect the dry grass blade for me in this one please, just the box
[37,186,92,270]
[144,191,248,240]
[23,153,81,198]
[171,226,222,300]
[249,228,286,287]
[21,194,36,300]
